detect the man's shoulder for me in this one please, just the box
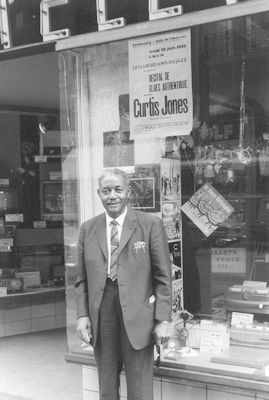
[130,208,162,224]
[81,213,105,228]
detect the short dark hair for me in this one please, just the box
[98,168,129,187]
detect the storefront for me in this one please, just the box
[0,0,269,399]
[0,0,98,337]
[55,0,269,399]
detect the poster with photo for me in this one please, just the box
[162,201,181,241]
[172,278,183,320]
[181,182,235,237]
[161,135,194,160]
[161,159,181,202]
[128,29,193,139]
[103,131,134,168]
[169,241,182,280]
[119,94,130,132]
[128,164,160,212]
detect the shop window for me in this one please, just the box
[60,8,269,381]
[0,111,68,293]
[8,0,42,46]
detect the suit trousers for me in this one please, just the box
[94,279,154,400]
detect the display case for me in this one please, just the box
[40,180,77,222]
[0,111,66,295]
[59,1,269,398]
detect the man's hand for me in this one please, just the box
[153,321,170,347]
[77,316,92,344]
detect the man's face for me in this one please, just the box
[98,173,131,218]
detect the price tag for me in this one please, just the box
[200,337,222,353]
[35,155,47,163]
[231,312,253,327]
[0,287,7,297]
[33,221,47,229]
[0,179,9,186]
[5,214,24,223]
[0,245,11,252]
[0,238,13,247]
[50,171,62,180]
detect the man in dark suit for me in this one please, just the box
[76,168,172,400]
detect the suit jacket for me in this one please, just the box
[75,207,172,350]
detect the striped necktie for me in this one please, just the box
[109,220,119,281]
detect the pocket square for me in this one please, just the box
[133,241,146,253]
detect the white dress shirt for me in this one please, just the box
[105,207,127,274]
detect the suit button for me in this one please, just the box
[100,287,104,291]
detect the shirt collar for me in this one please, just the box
[106,207,128,227]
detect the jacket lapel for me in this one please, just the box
[118,208,137,256]
[96,213,108,261]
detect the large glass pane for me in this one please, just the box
[192,12,269,321]
[59,50,80,353]
[60,10,269,380]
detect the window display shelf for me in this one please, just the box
[160,345,269,383]
[5,286,65,295]
[0,286,65,303]
[66,343,269,397]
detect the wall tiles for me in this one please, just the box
[82,365,269,400]
[31,316,56,332]
[119,370,161,399]
[56,301,66,315]
[0,309,4,323]
[83,391,100,400]
[5,306,30,322]
[31,302,55,318]
[162,380,206,400]
[82,366,99,392]
[0,322,4,337]
[0,288,66,337]
[154,378,162,400]
[5,319,31,336]
[83,369,161,400]
[56,313,66,328]
[162,376,205,390]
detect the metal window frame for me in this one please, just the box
[0,0,11,49]
[96,0,125,31]
[56,0,269,51]
[40,0,70,42]
[149,0,183,21]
